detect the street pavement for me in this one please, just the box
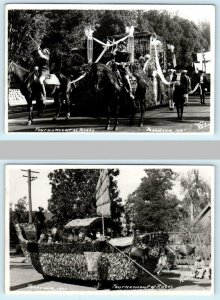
[9,256,212,293]
[7,94,211,133]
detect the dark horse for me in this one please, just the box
[88,63,147,131]
[8,61,72,125]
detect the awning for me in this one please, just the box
[108,236,133,248]
[65,217,102,229]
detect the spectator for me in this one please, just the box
[191,256,206,279]
[180,70,191,106]
[138,55,145,69]
[154,250,168,276]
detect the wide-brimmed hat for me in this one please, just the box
[118,41,126,46]
[144,54,150,60]
[38,206,44,211]
[196,255,202,261]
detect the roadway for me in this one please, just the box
[7,94,211,133]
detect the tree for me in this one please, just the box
[10,197,28,249]
[10,196,28,223]
[180,169,211,222]
[48,169,123,232]
[198,21,211,47]
[8,9,210,71]
[124,169,180,232]
[48,169,99,226]
[142,10,209,68]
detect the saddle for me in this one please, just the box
[32,72,60,86]
[44,74,60,86]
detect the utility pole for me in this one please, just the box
[21,169,39,223]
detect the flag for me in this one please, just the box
[96,170,111,217]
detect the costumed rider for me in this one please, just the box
[112,41,135,100]
[34,45,50,101]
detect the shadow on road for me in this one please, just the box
[10,264,34,270]
[10,279,47,291]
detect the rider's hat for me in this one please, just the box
[144,54,150,60]
[43,48,50,56]
[118,41,126,46]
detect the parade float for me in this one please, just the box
[14,170,170,289]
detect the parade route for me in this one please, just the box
[9,256,212,293]
[7,95,211,133]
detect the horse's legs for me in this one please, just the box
[36,95,44,117]
[65,91,71,120]
[139,103,144,127]
[27,101,34,126]
[53,90,61,121]
[129,97,137,126]
[105,106,111,130]
[138,93,145,127]
[113,104,119,131]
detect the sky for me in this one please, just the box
[155,5,214,24]
[6,165,213,212]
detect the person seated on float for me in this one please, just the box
[34,45,50,101]
[47,232,53,244]
[112,41,135,100]
[79,229,86,242]
[38,233,47,243]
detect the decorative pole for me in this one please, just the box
[126,26,134,64]
[85,27,94,64]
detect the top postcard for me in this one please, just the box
[6,4,215,135]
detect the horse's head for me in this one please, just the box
[8,61,29,84]
[89,63,106,93]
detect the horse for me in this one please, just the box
[88,63,147,131]
[8,61,72,125]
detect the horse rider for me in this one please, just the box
[34,45,50,101]
[180,70,191,106]
[198,70,208,105]
[112,41,135,100]
[138,55,145,69]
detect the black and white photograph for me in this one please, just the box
[6,4,214,134]
[5,165,214,294]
